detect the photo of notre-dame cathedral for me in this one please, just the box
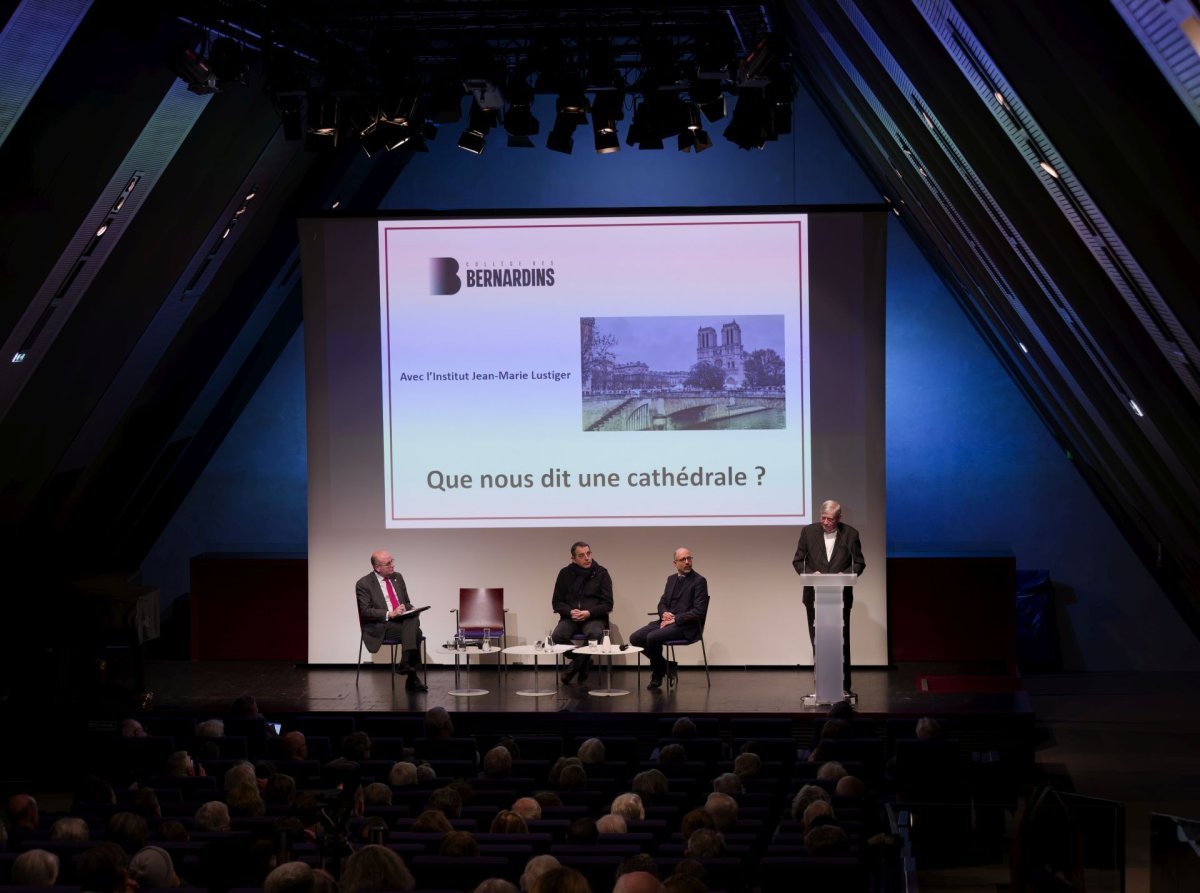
[696,321,748,388]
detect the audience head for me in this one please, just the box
[11,849,59,886]
[613,871,665,893]
[440,829,480,857]
[474,881,520,893]
[194,800,232,832]
[662,876,707,893]
[128,845,178,889]
[529,866,591,893]
[410,809,453,833]
[733,752,761,780]
[78,842,129,893]
[447,779,476,808]
[490,809,529,834]
[668,859,706,882]
[802,799,836,832]
[596,813,627,834]
[790,784,830,822]
[157,820,188,843]
[679,808,715,839]
[263,861,314,893]
[658,743,687,764]
[119,718,148,738]
[224,760,258,791]
[916,716,943,740]
[75,775,117,807]
[557,763,588,791]
[805,823,850,855]
[670,717,698,739]
[816,760,848,782]
[684,827,725,859]
[50,816,89,841]
[817,718,849,742]
[483,745,514,779]
[264,773,297,806]
[616,854,660,881]
[128,787,162,819]
[836,774,868,798]
[416,762,437,783]
[280,731,307,760]
[107,811,150,853]
[196,718,225,738]
[632,769,668,806]
[577,737,606,764]
[520,855,561,892]
[388,761,418,787]
[512,797,542,821]
[711,772,742,796]
[426,786,463,819]
[359,815,388,845]
[424,706,455,739]
[610,792,645,821]
[566,816,598,844]
[311,868,337,893]
[704,792,738,831]
[340,845,415,893]
[532,790,563,809]
[548,756,582,785]
[828,698,856,720]
[228,781,266,816]
[363,782,392,807]
[231,693,261,718]
[7,793,39,829]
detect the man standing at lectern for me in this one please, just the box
[792,500,866,694]
[356,550,427,692]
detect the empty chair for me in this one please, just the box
[453,587,508,671]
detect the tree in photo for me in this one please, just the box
[743,348,785,389]
[685,361,727,391]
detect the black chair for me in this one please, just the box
[355,610,428,689]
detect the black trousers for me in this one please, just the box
[803,589,852,691]
[553,618,605,667]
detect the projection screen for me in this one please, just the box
[300,207,886,667]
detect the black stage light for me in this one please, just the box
[594,129,620,154]
[724,88,769,150]
[546,122,575,154]
[457,99,493,154]
[305,94,340,151]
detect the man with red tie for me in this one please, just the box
[356,550,427,692]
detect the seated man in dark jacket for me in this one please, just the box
[552,541,614,684]
[630,548,709,690]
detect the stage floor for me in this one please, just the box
[143,659,1032,719]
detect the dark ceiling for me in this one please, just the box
[0,1,1196,633]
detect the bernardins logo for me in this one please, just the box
[429,257,555,295]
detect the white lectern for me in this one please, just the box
[799,573,856,705]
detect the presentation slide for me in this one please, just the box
[300,208,886,667]
[377,214,810,527]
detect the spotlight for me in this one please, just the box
[724,88,769,150]
[457,99,493,154]
[594,129,620,154]
[590,89,623,154]
[305,94,340,151]
[504,71,539,144]
[738,36,775,88]
[167,38,218,95]
[691,77,727,123]
[546,122,575,154]
[359,116,388,157]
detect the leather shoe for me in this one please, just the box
[647,674,663,690]
[405,674,428,693]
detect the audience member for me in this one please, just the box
[802,799,836,832]
[439,829,481,856]
[119,718,148,738]
[339,845,415,893]
[519,855,561,892]
[512,797,542,821]
[483,745,514,779]
[615,854,660,880]
[490,810,529,834]
[410,809,453,833]
[194,801,232,832]
[388,761,418,787]
[671,717,698,739]
[805,823,850,855]
[679,809,715,840]
[6,794,39,831]
[790,784,830,822]
[596,813,627,834]
[78,842,130,893]
[566,816,599,844]
[684,828,725,859]
[415,762,437,783]
[529,866,591,893]
[157,820,189,843]
[611,792,645,821]
[263,861,314,893]
[836,774,868,798]
[711,773,742,796]
[363,782,392,807]
[916,716,943,740]
[264,773,297,806]
[128,845,180,888]
[662,875,707,893]
[342,731,372,761]
[614,871,665,893]
[11,849,59,886]
[557,763,588,791]
[732,752,761,780]
[426,786,463,818]
[227,782,266,817]
[224,760,257,792]
[577,737,605,764]
[474,880,520,893]
[424,706,455,739]
[128,787,162,819]
[311,868,338,893]
[816,760,848,783]
[532,791,563,809]
[50,816,90,841]
[279,731,307,760]
[196,718,225,738]
[658,743,687,764]
[632,770,668,807]
[107,811,150,854]
[703,793,737,831]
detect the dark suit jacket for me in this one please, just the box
[791,522,866,606]
[655,570,710,630]
[356,570,415,653]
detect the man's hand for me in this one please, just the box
[570,608,591,621]
[660,611,676,629]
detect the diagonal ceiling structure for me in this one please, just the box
[0,0,1196,639]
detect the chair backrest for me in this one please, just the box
[458,588,504,633]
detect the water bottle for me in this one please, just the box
[482,627,491,652]
[455,628,464,651]
[602,629,611,651]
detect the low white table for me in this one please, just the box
[434,645,489,697]
[502,643,576,697]
[571,644,643,697]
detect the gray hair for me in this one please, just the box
[12,849,59,886]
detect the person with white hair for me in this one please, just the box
[128,845,180,888]
[11,849,59,886]
[519,854,561,892]
[194,800,231,832]
[792,498,866,695]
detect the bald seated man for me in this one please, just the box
[614,871,666,893]
[356,550,427,692]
